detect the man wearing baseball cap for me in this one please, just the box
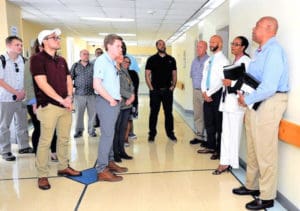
[30,29,81,190]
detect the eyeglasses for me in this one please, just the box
[231,42,242,47]
[46,36,61,41]
[123,60,131,64]
[14,63,19,73]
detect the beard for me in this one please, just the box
[210,45,219,52]
[158,48,166,53]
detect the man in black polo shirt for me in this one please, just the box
[145,39,177,142]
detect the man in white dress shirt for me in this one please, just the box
[197,35,229,160]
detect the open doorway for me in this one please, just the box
[217,25,229,58]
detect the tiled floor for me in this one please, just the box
[0,96,286,211]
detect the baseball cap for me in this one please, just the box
[38,28,61,45]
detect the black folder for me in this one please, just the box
[223,63,245,94]
[223,63,245,80]
[241,73,261,110]
[243,72,260,89]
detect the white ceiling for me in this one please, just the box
[8,0,221,46]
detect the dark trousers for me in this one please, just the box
[113,108,131,156]
[27,105,57,154]
[149,89,174,137]
[203,89,223,153]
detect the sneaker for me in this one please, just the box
[2,152,16,161]
[124,141,130,147]
[128,133,137,140]
[18,147,34,154]
[74,131,83,138]
[168,134,177,142]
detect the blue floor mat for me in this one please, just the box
[66,168,98,185]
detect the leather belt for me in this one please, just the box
[276,91,288,93]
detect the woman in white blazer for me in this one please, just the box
[213,36,251,175]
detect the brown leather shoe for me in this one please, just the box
[98,168,123,182]
[108,161,128,173]
[197,148,215,154]
[57,166,82,176]
[38,177,51,190]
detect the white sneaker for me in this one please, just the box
[128,133,137,140]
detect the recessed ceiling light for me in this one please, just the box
[147,10,156,15]
[80,17,134,22]
[99,33,136,37]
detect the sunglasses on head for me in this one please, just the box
[14,63,19,73]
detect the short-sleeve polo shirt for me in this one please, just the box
[93,52,121,100]
[0,53,25,102]
[145,53,177,89]
[30,51,70,107]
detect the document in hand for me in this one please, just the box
[223,63,245,80]
[240,73,261,110]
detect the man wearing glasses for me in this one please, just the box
[30,29,81,190]
[0,36,33,161]
[71,49,97,138]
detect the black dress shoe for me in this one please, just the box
[210,152,220,160]
[74,131,83,138]
[246,198,274,210]
[232,186,260,196]
[190,138,202,144]
[200,142,208,148]
[114,155,122,163]
[120,153,133,160]
[168,134,177,142]
[148,136,155,142]
[18,147,34,154]
[2,152,16,161]
[89,132,97,137]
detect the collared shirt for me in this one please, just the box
[93,52,121,100]
[30,51,70,107]
[190,54,209,89]
[126,54,140,73]
[145,53,177,89]
[70,61,94,96]
[201,51,229,96]
[0,53,24,102]
[245,37,289,105]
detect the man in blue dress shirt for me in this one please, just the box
[189,40,209,145]
[233,16,289,210]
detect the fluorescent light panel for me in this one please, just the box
[80,17,134,22]
[99,33,136,37]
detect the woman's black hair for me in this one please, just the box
[236,36,250,57]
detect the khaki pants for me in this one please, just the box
[245,93,288,200]
[36,104,72,177]
[192,89,204,138]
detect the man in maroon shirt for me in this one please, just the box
[30,28,81,190]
